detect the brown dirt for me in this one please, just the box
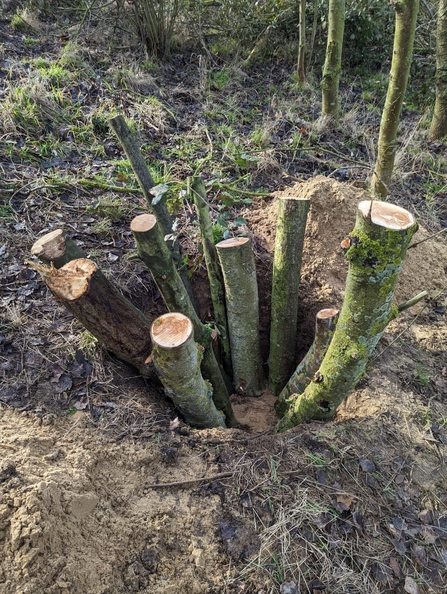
[2,178,447,594]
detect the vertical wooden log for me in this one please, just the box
[190,176,232,374]
[274,308,339,418]
[151,313,226,429]
[268,197,310,395]
[277,201,418,431]
[216,237,264,396]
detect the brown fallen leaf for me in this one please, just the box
[389,556,401,578]
[404,576,422,594]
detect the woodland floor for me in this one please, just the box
[1,8,447,594]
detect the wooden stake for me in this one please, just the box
[216,237,264,396]
[275,308,339,418]
[151,313,226,429]
[131,214,236,426]
[268,196,310,395]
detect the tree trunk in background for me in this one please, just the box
[31,229,86,269]
[216,237,264,396]
[151,313,226,429]
[276,201,418,432]
[372,0,420,197]
[430,0,447,140]
[321,0,345,118]
[40,258,154,376]
[268,197,310,396]
[131,214,236,426]
[190,176,232,375]
[275,308,339,418]
[297,0,307,82]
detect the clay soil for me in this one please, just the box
[2,11,447,594]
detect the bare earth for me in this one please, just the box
[2,178,447,594]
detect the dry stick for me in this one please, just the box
[216,237,264,396]
[33,258,154,376]
[151,313,225,429]
[275,308,339,418]
[31,229,86,269]
[277,200,418,432]
[131,214,236,427]
[268,197,310,396]
[190,176,232,375]
[146,472,233,489]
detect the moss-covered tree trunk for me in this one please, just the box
[131,214,236,426]
[31,229,86,269]
[36,258,154,376]
[151,313,226,429]
[276,201,418,432]
[429,0,447,140]
[216,237,264,396]
[321,0,345,118]
[372,0,420,197]
[275,308,339,417]
[297,0,306,83]
[268,197,310,395]
[190,176,232,375]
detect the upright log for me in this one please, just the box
[190,176,232,374]
[268,197,310,395]
[151,313,226,429]
[40,258,154,376]
[216,237,264,396]
[275,308,339,418]
[31,229,86,269]
[131,214,236,426]
[277,200,418,431]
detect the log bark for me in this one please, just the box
[31,229,86,269]
[42,258,154,376]
[151,313,226,429]
[276,200,418,432]
[372,0,420,196]
[268,197,310,395]
[429,0,447,140]
[131,214,236,426]
[216,237,264,396]
[297,0,306,82]
[321,0,345,118]
[274,308,339,418]
[190,176,232,374]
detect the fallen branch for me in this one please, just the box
[145,471,233,489]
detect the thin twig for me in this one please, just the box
[409,227,447,249]
[145,471,233,489]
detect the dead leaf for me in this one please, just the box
[389,556,401,577]
[404,576,422,594]
[337,494,355,508]
[168,417,180,431]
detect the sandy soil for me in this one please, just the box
[2,178,447,594]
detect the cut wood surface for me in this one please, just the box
[131,214,236,426]
[44,258,154,376]
[277,200,418,431]
[31,229,86,269]
[268,196,310,395]
[151,313,226,429]
[275,308,339,418]
[216,236,264,396]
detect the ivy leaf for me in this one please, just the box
[233,217,247,227]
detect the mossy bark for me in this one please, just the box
[321,0,345,118]
[268,197,310,395]
[31,229,86,269]
[41,258,154,376]
[297,0,306,82]
[275,308,339,418]
[216,237,264,396]
[372,0,420,197]
[429,0,447,140]
[131,214,236,426]
[190,176,232,375]
[151,313,226,429]
[276,200,418,432]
